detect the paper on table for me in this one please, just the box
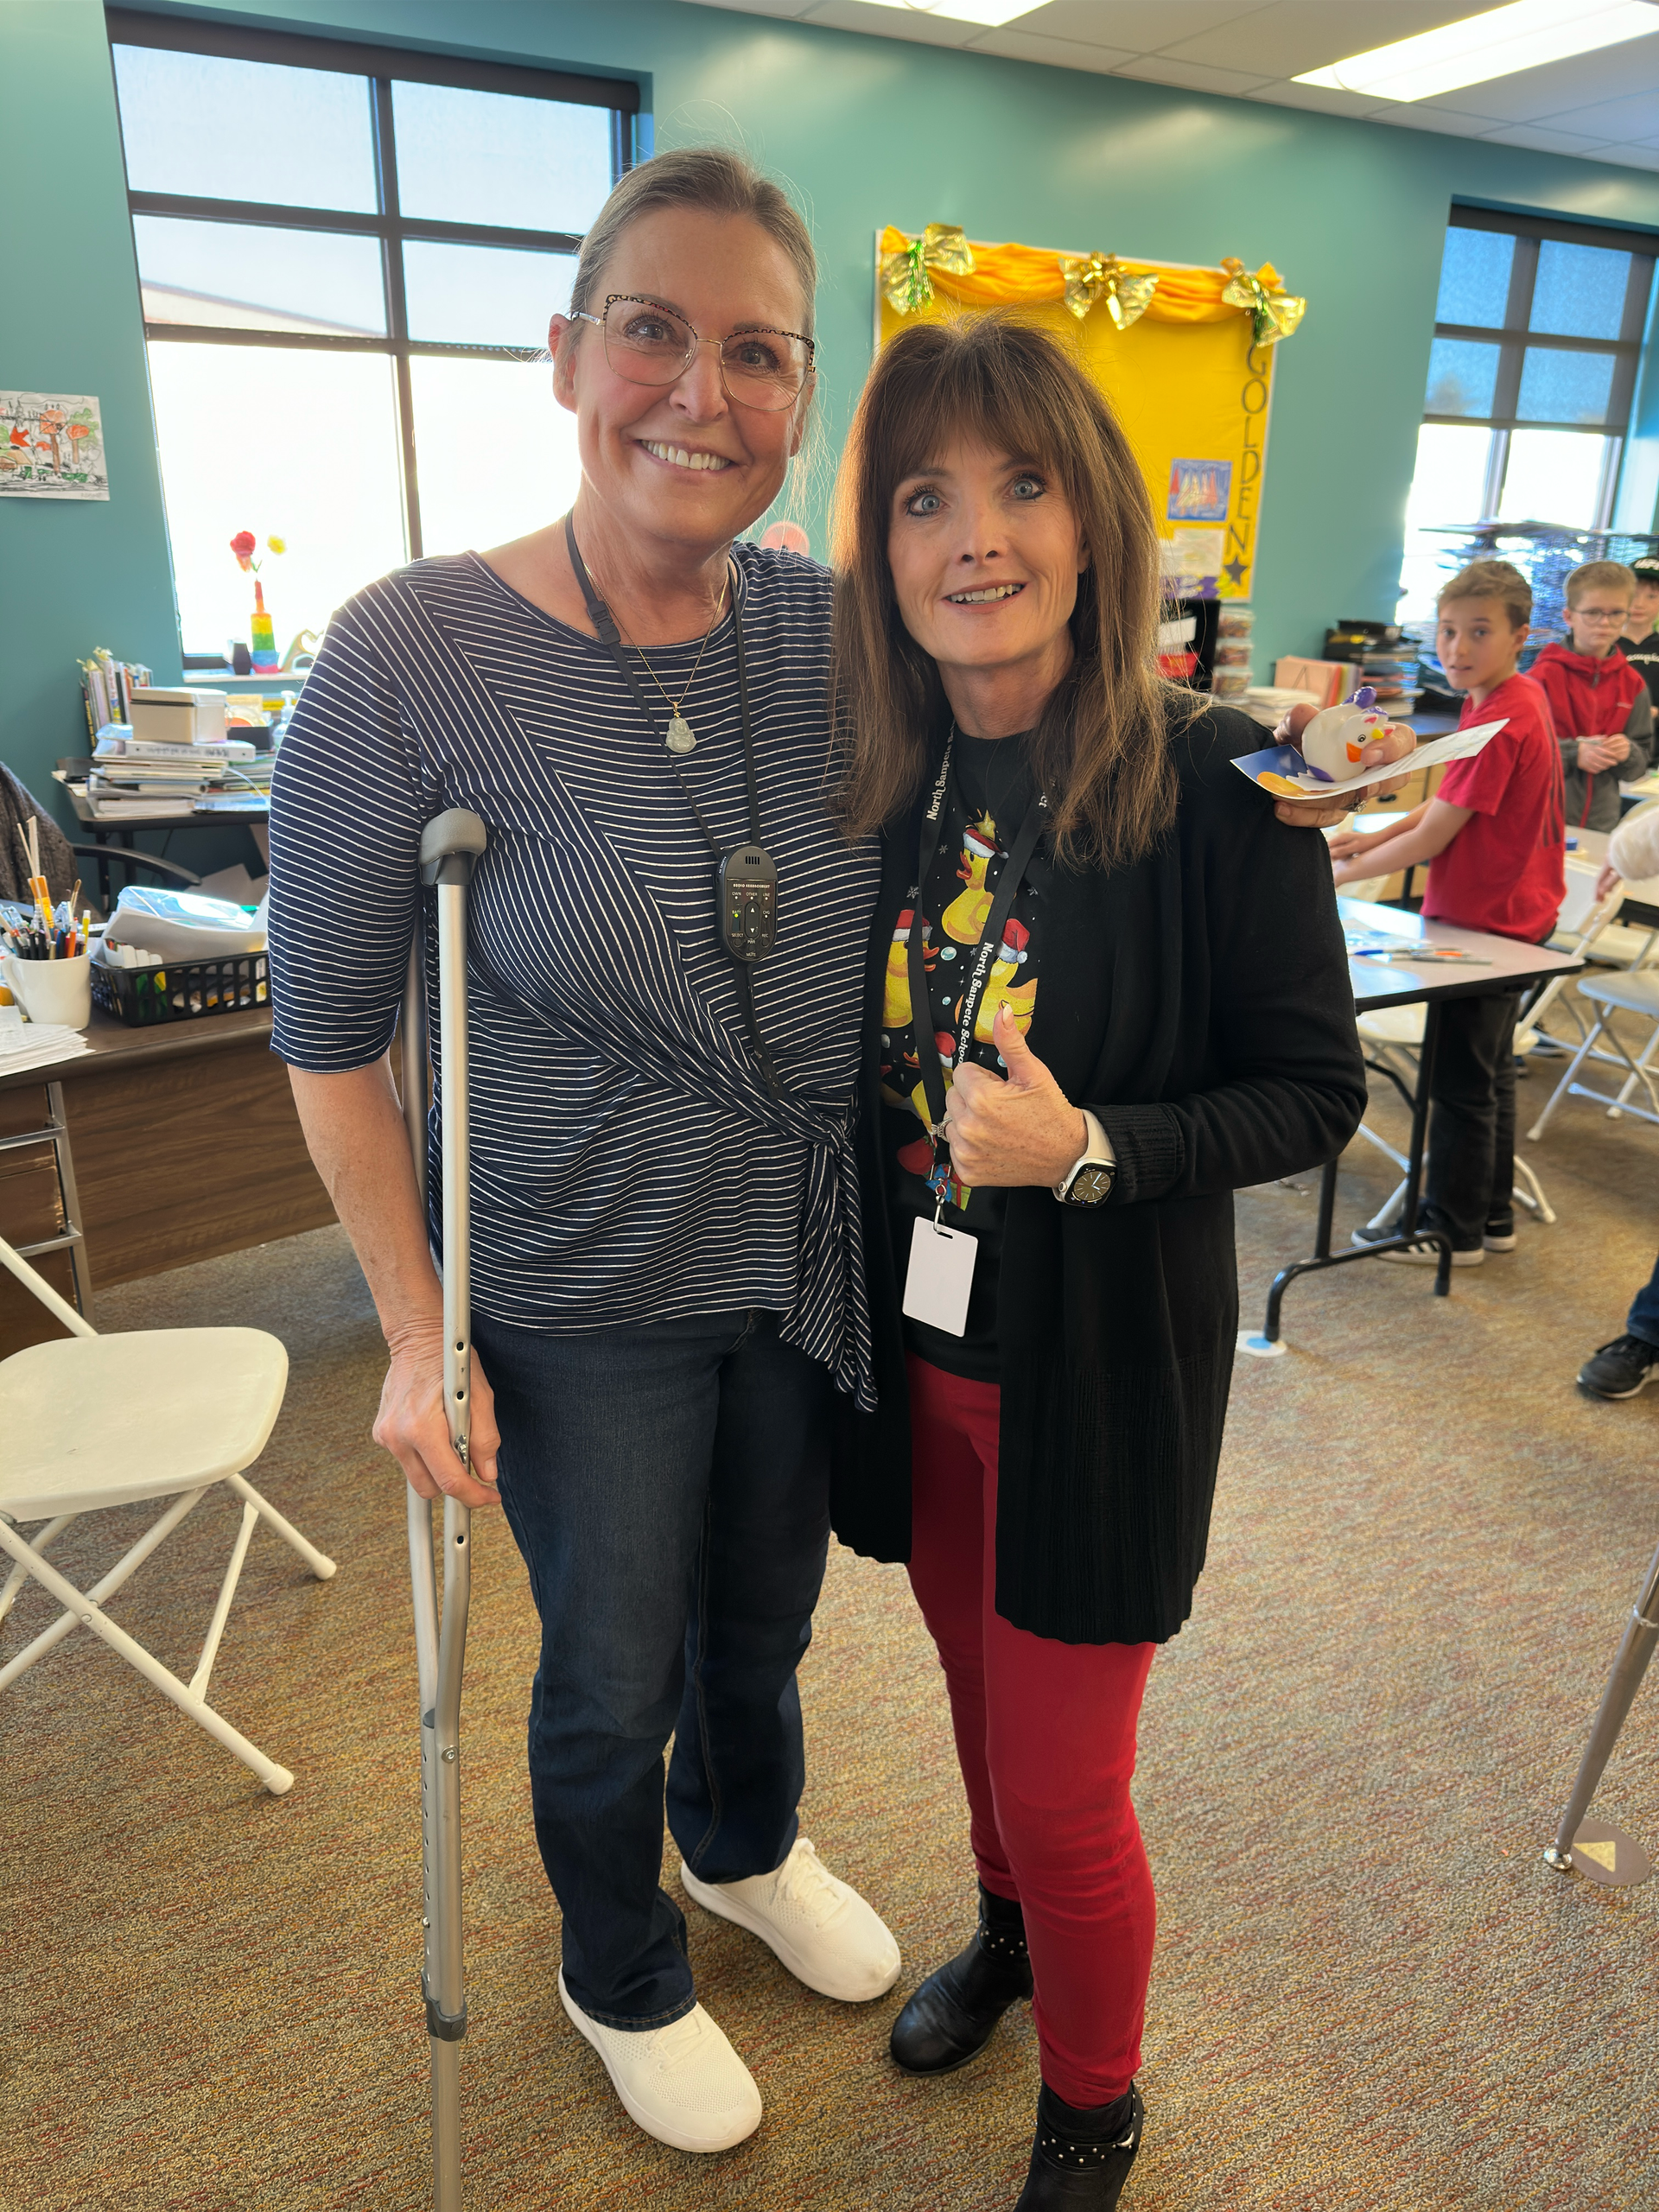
[1233,717,1507,802]
[0,1022,91,1074]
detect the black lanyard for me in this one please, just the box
[906,728,1048,1156]
[563,515,785,1099]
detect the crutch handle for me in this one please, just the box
[420,809,488,882]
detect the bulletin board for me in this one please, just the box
[874,227,1306,602]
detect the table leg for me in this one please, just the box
[1243,1000,1452,1356]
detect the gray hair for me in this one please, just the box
[568,147,817,338]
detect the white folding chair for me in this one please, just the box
[0,1235,334,1796]
[1527,969,1659,1141]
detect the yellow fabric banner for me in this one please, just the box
[875,227,1288,601]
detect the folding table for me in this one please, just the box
[1242,897,1583,1355]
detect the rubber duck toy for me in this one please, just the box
[1295,685,1395,782]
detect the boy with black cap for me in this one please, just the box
[1618,553,1659,707]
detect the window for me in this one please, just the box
[108,11,637,662]
[1398,205,1656,618]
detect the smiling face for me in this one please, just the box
[1436,595,1525,701]
[886,437,1088,729]
[549,204,812,561]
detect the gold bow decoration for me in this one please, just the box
[880,224,977,315]
[1059,253,1159,329]
[1219,258,1306,346]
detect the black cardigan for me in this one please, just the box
[830,702,1367,1645]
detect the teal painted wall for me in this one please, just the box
[8,0,1659,830]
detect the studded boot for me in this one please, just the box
[1014,2082,1144,2209]
[889,1883,1033,2075]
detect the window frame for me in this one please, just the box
[1422,203,1656,531]
[107,7,638,563]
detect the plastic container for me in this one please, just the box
[91,948,269,1027]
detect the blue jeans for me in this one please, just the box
[1629,1252,1659,1349]
[474,1307,834,2030]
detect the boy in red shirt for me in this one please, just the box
[1531,560,1651,831]
[1329,559,1565,1265]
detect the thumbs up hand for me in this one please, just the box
[943,1001,1088,1186]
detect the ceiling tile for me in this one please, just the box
[1001,3,1263,47]
[1403,33,1659,126]
[1477,123,1627,155]
[962,28,1139,73]
[1156,0,1479,76]
[675,0,820,13]
[1238,78,1394,119]
[1367,102,1510,138]
[1525,89,1659,143]
[797,0,974,48]
[1112,54,1276,96]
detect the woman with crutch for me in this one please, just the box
[826,315,1369,2208]
[268,149,903,2156]
[269,147,1404,2166]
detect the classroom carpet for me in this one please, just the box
[4,1059,1657,2212]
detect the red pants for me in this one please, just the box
[906,1356,1156,2107]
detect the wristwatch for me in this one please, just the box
[1054,1109,1116,1206]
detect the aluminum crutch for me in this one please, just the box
[403,807,488,2211]
[1541,1534,1659,1889]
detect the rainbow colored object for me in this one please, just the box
[250,579,278,673]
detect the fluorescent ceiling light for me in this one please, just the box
[1294,0,1659,103]
[853,0,1036,27]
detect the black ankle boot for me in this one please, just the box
[889,1884,1033,2075]
[1014,2082,1144,2209]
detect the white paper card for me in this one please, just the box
[903,1217,977,1337]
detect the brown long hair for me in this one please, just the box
[830,314,1185,868]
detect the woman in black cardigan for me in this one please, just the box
[829,317,1367,2209]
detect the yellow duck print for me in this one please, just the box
[942,814,998,944]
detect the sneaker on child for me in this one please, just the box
[1351,1220,1484,1267]
[1577,1334,1659,1400]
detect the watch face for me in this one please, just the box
[1067,1164,1114,1206]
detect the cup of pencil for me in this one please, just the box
[2,874,95,1031]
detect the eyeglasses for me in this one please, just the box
[573,295,815,412]
[1573,606,1630,623]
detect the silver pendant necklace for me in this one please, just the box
[623,570,731,755]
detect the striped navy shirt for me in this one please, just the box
[268,545,881,1404]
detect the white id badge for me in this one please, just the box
[903,1217,978,1337]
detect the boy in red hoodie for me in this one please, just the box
[1329,560,1565,1265]
[1532,560,1651,831]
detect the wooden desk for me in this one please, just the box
[0,1006,334,1355]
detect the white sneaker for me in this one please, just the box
[557,1968,761,2153]
[680,1838,901,2002]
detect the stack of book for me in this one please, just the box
[1325,623,1421,718]
[87,727,261,817]
[79,650,153,739]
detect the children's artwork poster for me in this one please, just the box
[0,391,109,499]
[875,235,1282,601]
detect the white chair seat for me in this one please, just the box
[0,1236,332,1797]
[1578,970,1659,1018]
[0,1329,287,1517]
[1357,1005,1427,1046]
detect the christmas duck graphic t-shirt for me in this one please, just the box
[881,731,1045,1383]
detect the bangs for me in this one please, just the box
[868,320,1084,505]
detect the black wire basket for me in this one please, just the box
[90,950,270,1026]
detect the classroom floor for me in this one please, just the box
[6,1054,1658,2212]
